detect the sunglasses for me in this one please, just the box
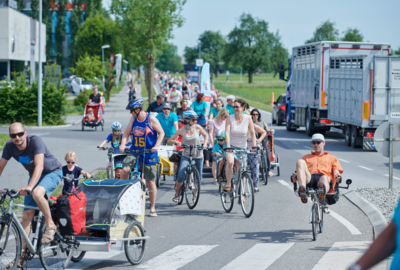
[163,108,171,111]
[66,161,76,164]
[9,132,25,139]
[113,130,121,132]
[191,118,197,121]
[252,114,259,116]
[217,139,225,141]
[233,106,241,109]
[312,141,322,145]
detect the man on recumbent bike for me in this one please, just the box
[291,134,343,205]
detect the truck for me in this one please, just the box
[279,41,400,150]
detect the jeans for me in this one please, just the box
[262,140,271,171]
[177,156,204,183]
[248,152,259,188]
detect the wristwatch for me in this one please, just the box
[348,264,362,270]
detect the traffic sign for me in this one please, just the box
[196,59,204,67]
[374,122,400,158]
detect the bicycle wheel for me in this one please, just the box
[311,204,318,241]
[0,221,21,270]
[178,185,184,205]
[276,154,280,176]
[220,182,234,213]
[39,224,72,270]
[71,251,86,262]
[155,164,161,188]
[318,205,324,233]
[124,221,146,265]
[185,167,201,209]
[261,152,268,185]
[240,172,255,218]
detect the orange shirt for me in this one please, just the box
[302,151,343,180]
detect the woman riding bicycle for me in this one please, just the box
[167,110,208,203]
[246,123,267,192]
[223,99,258,191]
[190,93,208,127]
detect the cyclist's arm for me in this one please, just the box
[98,139,108,148]
[173,121,178,133]
[80,170,91,179]
[254,124,266,142]
[150,115,164,151]
[248,118,257,148]
[197,125,208,148]
[225,115,231,148]
[209,127,214,148]
[209,112,214,120]
[167,128,182,145]
[21,153,44,194]
[0,158,8,177]
[119,116,134,153]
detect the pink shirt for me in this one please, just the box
[209,119,226,138]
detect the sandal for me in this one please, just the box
[254,188,259,193]
[217,175,224,182]
[222,185,231,191]
[172,195,179,203]
[149,211,158,217]
[41,224,57,245]
[298,185,307,204]
[6,250,25,269]
[317,182,326,204]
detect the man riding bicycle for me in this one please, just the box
[119,99,164,217]
[292,134,343,204]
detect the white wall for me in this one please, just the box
[0,7,46,62]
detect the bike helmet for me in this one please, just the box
[126,99,144,111]
[216,130,225,140]
[182,110,198,120]
[115,163,123,168]
[111,121,122,131]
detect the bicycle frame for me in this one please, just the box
[307,190,323,223]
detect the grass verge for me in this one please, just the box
[0,134,10,150]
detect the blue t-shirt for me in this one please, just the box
[191,101,207,117]
[62,165,82,193]
[391,200,400,270]
[210,107,224,119]
[106,133,123,149]
[212,143,223,155]
[226,104,235,115]
[156,112,178,137]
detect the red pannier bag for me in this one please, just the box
[56,187,87,236]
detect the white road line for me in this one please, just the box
[338,158,350,163]
[221,243,294,270]
[67,251,122,270]
[359,166,373,171]
[312,241,387,270]
[329,211,362,235]
[303,146,312,149]
[137,245,217,269]
[383,174,400,180]
[278,180,290,186]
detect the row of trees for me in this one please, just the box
[184,13,288,83]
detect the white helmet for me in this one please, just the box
[111,122,122,131]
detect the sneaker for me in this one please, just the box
[298,185,307,204]
[317,182,326,204]
[323,206,330,214]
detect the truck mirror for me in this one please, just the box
[278,64,284,70]
[279,70,286,81]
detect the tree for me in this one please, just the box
[341,28,363,42]
[394,48,400,55]
[54,0,67,67]
[197,31,226,77]
[76,15,122,60]
[156,43,183,72]
[111,0,186,102]
[69,53,105,84]
[269,31,288,77]
[69,0,85,65]
[183,46,198,65]
[305,20,339,44]
[224,13,274,83]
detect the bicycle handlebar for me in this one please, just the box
[290,174,352,193]
[125,148,152,155]
[181,144,203,150]
[62,175,87,183]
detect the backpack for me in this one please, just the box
[56,187,87,236]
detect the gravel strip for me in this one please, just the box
[355,187,400,223]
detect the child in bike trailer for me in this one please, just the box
[213,130,225,185]
[114,163,123,179]
[62,152,91,194]
[98,122,131,154]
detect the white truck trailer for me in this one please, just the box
[279,41,400,150]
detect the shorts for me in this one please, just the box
[224,145,247,165]
[307,173,324,189]
[24,170,62,208]
[122,155,157,181]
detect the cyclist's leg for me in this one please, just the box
[248,152,259,189]
[296,159,311,187]
[142,161,157,213]
[262,140,271,171]
[193,157,204,183]
[317,175,331,201]
[20,209,35,250]
[122,154,137,179]
[176,156,189,196]
[224,153,235,188]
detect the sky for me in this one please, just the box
[166,0,400,57]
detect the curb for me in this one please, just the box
[343,190,388,239]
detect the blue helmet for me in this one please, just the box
[182,110,197,120]
[111,121,122,131]
[126,99,144,111]
[115,163,123,168]
[177,115,183,122]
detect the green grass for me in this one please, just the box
[0,134,10,150]
[140,83,150,109]
[64,99,85,115]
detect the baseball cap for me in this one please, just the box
[163,103,172,110]
[226,95,235,101]
[311,133,325,142]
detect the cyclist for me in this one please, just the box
[167,110,208,203]
[246,124,267,192]
[223,99,258,191]
[147,94,165,113]
[291,134,343,204]
[175,99,190,118]
[208,98,225,120]
[62,151,91,193]
[126,83,137,102]
[119,99,164,217]
[98,122,124,153]
[191,93,208,127]
[166,85,182,111]
[225,95,235,115]
[213,130,226,184]
[156,103,178,145]
[0,123,62,268]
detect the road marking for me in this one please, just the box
[312,241,388,270]
[338,158,350,163]
[221,243,294,270]
[303,146,312,150]
[359,166,373,171]
[278,180,290,186]
[329,211,362,235]
[67,251,122,270]
[383,174,400,180]
[137,245,217,269]
[291,141,298,144]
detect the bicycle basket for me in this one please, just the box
[169,152,182,163]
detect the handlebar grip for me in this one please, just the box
[25,189,31,195]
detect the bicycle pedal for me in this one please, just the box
[323,207,330,214]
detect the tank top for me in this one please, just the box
[130,112,159,165]
[229,114,250,149]
[182,126,203,159]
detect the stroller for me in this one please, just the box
[82,103,104,131]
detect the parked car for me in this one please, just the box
[68,77,93,95]
[272,94,286,126]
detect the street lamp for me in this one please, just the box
[197,40,201,58]
[123,60,128,73]
[101,45,110,92]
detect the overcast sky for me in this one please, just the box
[169,0,400,56]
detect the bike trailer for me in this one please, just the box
[75,179,146,252]
[82,103,105,131]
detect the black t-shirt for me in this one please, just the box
[147,101,164,113]
[2,135,62,176]
[89,93,101,103]
[175,107,188,118]
[62,165,82,192]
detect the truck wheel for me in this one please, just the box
[351,125,360,148]
[305,110,314,137]
[272,114,276,125]
[344,125,351,146]
[286,113,297,132]
[277,114,283,126]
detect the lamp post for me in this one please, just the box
[38,0,42,126]
[197,40,201,82]
[101,45,110,92]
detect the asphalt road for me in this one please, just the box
[1,83,394,270]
